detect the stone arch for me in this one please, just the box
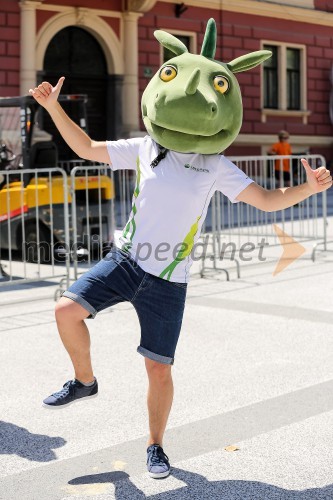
[36,10,124,75]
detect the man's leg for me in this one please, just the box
[145,358,173,447]
[55,297,95,383]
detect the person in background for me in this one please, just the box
[269,130,292,187]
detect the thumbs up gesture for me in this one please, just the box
[29,77,65,110]
[301,158,332,194]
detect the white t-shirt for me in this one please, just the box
[106,135,253,283]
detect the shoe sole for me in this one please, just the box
[42,393,98,409]
[148,469,170,479]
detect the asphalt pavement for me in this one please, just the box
[1,226,333,499]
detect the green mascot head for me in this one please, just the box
[141,18,271,154]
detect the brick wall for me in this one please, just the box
[314,0,333,12]
[1,1,332,156]
[221,11,333,140]
[0,0,20,97]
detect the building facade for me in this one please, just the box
[1,0,333,160]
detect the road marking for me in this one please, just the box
[186,296,333,325]
[3,378,333,500]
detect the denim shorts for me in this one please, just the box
[62,248,187,365]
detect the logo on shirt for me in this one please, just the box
[184,163,209,173]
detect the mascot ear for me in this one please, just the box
[154,30,188,56]
[227,50,272,73]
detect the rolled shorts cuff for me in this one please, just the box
[62,291,97,319]
[137,346,174,365]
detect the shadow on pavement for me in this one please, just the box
[69,467,333,499]
[0,421,66,462]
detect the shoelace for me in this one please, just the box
[52,380,75,399]
[149,445,169,465]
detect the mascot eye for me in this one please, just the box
[160,66,177,82]
[213,75,229,94]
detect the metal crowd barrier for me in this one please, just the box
[200,155,327,278]
[0,162,116,294]
[69,164,115,281]
[0,167,70,287]
[55,165,129,296]
[0,155,328,295]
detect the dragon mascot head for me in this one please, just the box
[141,18,271,154]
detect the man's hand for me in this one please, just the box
[237,158,332,211]
[28,77,109,163]
[301,158,332,194]
[29,77,65,110]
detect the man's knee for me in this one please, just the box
[145,358,172,382]
[55,297,89,322]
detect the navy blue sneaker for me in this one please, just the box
[147,444,170,478]
[43,378,98,409]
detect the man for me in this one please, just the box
[269,130,292,187]
[29,20,332,478]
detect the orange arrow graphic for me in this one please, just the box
[273,224,306,276]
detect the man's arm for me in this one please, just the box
[29,78,110,164]
[267,144,276,155]
[236,158,332,211]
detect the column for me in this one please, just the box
[122,11,142,135]
[19,1,40,95]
